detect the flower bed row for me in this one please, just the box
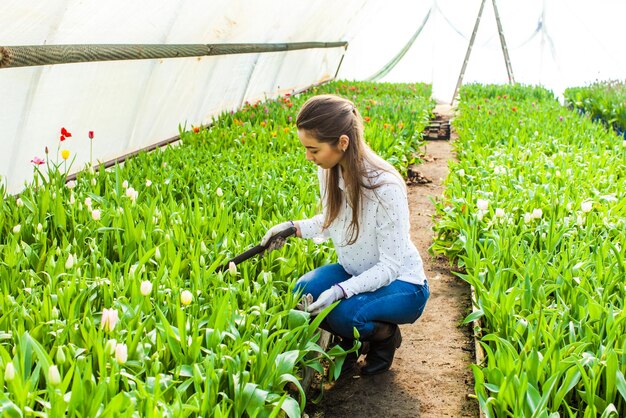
[564,80,626,139]
[433,83,626,416]
[0,81,433,416]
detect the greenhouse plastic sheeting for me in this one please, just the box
[2,0,626,194]
[0,0,366,194]
[339,0,626,100]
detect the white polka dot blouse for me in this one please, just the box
[297,154,427,298]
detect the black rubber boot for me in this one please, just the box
[360,322,402,376]
[318,319,334,333]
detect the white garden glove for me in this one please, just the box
[307,285,345,316]
[260,221,294,249]
[296,294,314,311]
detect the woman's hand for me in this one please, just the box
[261,221,299,247]
[307,285,345,315]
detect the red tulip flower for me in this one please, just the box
[89,131,94,139]
[61,127,72,138]
[31,157,45,165]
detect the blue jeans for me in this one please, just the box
[294,263,430,340]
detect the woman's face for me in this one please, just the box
[298,129,345,169]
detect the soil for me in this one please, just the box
[304,105,479,418]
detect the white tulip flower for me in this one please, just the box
[140,280,153,296]
[216,187,224,197]
[229,262,238,276]
[4,362,15,381]
[126,187,138,203]
[105,339,117,355]
[581,201,593,213]
[12,224,21,234]
[115,343,128,364]
[495,208,505,218]
[48,365,61,386]
[91,209,101,221]
[100,308,119,332]
[180,290,193,306]
[16,198,23,207]
[476,199,489,211]
[122,180,129,189]
[65,254,74,269]
[531,208,543,219]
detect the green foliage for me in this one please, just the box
[460,83,557,102]
[432,84,626,416]
[564,80,626,137]
[0,80,433,415]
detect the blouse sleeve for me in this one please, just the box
[297,168,331,241]
[338,182,409,297]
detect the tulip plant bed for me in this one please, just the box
[564,80,626,139]
[433,83,626,416]
[0,81,433,416]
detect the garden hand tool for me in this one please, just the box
[215,225,297,273]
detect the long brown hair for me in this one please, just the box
[296,94,400,244]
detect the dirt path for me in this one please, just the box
[304,105,478,418]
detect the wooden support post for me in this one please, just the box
[451,0,487,104]
[491,0,515,84]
